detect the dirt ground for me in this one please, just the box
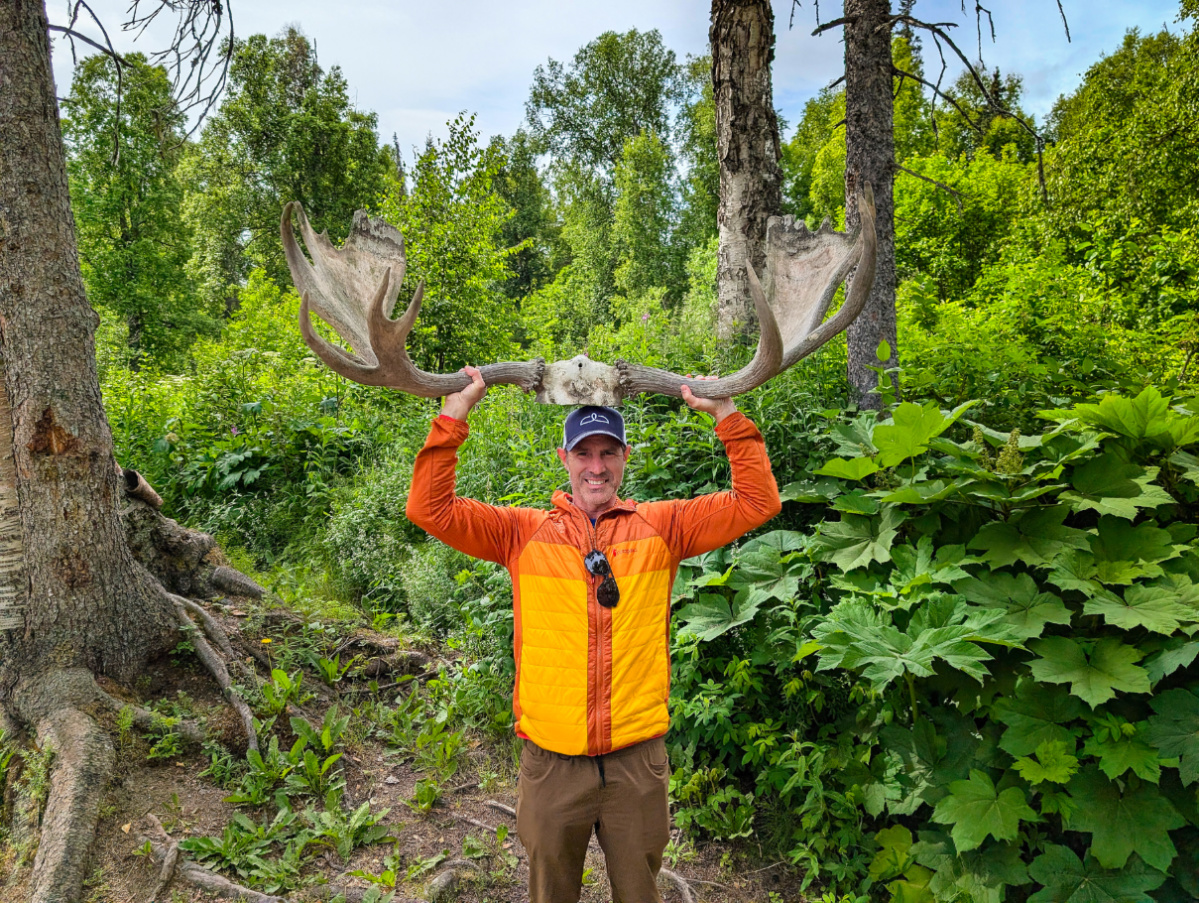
[3,609,810,903]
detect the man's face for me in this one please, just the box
[557,434,631,519]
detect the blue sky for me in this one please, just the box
[49,0,1181,157]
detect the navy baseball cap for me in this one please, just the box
[562,406,626,451]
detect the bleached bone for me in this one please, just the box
[281,185,876,405]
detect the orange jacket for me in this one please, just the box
[405,412,781,756]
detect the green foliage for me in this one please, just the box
[62,54,214,368]
[666,386,1199,897]
[182,27,390,310]
[525,28,683,178]
[612,131,679,300]
[377,114,517,372]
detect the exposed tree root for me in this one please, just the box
[659,866,697,903]
[144,831,180,903]
[209,564,265,598]
[171,596,259,753]
[12,672,115,903]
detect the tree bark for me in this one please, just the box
[0,0,176,704]
[711,0,782,338]
[844,0,898,408]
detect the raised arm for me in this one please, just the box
[405,367,541,564]
[641,387,782,560]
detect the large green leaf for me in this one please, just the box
[813,507,906,572]
[814,456,879,481]
[1027,846,1165,902]
[1081,728,1164,783]
[1027,637,1151,708]
[814,597,1012,690]
[1070,387,1172,441]
[993,681,1086,757]
[1089,516,1178,585]
[1145,639,1199,684]
[1065,765,1184,870]
[953,571,1073,640]
[882,717,977,816]
[779,477,842,503]
[675,589,764,642]
[728,534,803,602]
[1083,583,1195,635]
[1145,687,1199,785]
[911,831,1029,903]
[1062,454,1173,520]
[873,402,957,467]
[968,506,1090,569]
[1014,740,1079,785]
[930,770,1035,852]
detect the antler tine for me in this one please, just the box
[615,182,877,402]
[299,292,384,382]
[616,261,785,399]
[284,202,545,397]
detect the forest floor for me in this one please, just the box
[2,594,809,903]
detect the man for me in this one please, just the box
[405,366,781,903]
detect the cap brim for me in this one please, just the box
[563,427,626,451]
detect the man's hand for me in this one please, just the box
[681,377,737,425]
[440,365,488,420]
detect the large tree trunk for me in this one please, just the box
[711,0,782,338]
[844,0,898,408]
[0,0,177,694]
[0,3,180,899]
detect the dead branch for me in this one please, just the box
[450,813,496,832]
[121,468,164,508]
[485,800,516,818]
[659,867,697,903]
[811,15,856,36]
[171,596,259,753]
[894,164,965,212]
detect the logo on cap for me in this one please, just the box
[579,413,610,426]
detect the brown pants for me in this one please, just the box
[516,736,671,903]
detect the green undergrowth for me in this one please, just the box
[666,386,1199,901]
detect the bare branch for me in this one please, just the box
[826,74,845,91]
[122,0,235,139]
[812,16,855,36]
[1055,0,1073,42]
[47,25,122,62]
[894,164,964,213]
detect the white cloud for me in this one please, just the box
[49,0,1181,151]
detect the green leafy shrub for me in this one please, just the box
[669,387,1199,899]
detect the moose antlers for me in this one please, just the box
[281,187,876,405]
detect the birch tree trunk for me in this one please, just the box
[711,0,782,338]
[844,0,898,407]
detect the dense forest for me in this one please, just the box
[5,3,1199,901]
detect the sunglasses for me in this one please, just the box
[584,549,620,609]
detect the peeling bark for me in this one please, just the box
[711,0,782,338]
[844,0,899,407]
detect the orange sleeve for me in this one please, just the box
[405,416,543,565]
[639,412,782,560]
